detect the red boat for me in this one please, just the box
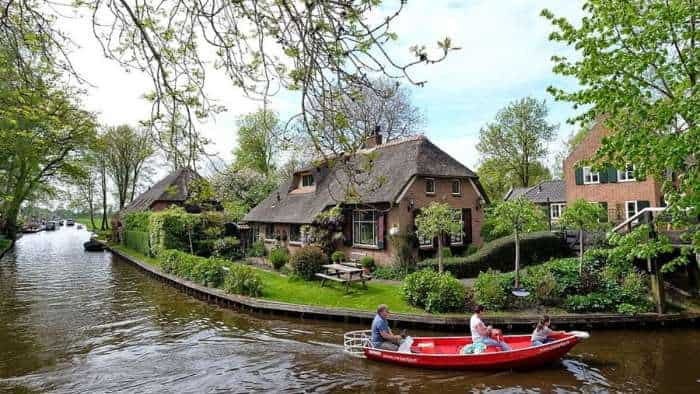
[344,330,589,370]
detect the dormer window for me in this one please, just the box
[302,174,314,187]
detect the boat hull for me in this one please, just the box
[363,334,581,370]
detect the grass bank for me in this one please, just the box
[110,244,424,314]
[74,215,108,231]
[0,238,12,257]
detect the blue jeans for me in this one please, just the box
[478,337,511,351]
[532,338,552,347]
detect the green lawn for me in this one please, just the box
[74,215,107,231]
[111,244,424,314]
[0,238,11,254]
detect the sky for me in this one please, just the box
[61,0,585,173]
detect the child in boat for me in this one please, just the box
[531,315,566,346]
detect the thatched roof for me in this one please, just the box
[120,167,200,213]
[243,136,487,224]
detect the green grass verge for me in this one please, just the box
[110,244,424,314]
[74,215,108,231]
[0,238,11,254]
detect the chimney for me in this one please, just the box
[364,125,383,148]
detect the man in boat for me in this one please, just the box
[470,304,511,351]
[370,304,404,351]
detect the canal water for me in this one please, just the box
[1,228,699,393]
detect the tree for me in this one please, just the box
[211,167,278,222]
[102,125,154,209]
[487,198,547,288]
[1,1,456,180]
[233,110,282,176]
[477,158,552,201]
[543,0,700,258]
[0,45,97,238]
[414,202,462,273]
[477,97,558,188]
[559,199,606,273]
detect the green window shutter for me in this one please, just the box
[599,167,608,183]
[607,167,617,183]
[575,167,583,185]
[599,202,608,222]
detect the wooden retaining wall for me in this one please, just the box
[107,246,700,332]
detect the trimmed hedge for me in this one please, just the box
[123,230,151,257]
[418,231,571,278]
[123,212,151,232]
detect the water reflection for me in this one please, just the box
[0,227,699,393]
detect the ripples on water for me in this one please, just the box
[1,228,699,393]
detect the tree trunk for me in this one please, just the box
[514,230,520,288]
[100,165,109,231]
[437,234,444,273]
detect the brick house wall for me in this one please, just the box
[564,122,663,223]
[254,175,484,266]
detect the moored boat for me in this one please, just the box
[83,238,105,252]
[345,330,589,370]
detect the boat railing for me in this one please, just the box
[343,330,371,358]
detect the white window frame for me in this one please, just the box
[264,223,276,242]
[618,164,635,182]
[418,233,433,248]
[451,179,461,196]
[425,178,435,195]
[583,166,600,184]
[352,209,378,247]
[625,200,638,219]
[550,203,566,220]
[289,224,302,244]
[450,208,464,245]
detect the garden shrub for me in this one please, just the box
[191,257,227,287]
[123,212,151,232]
[246,240,266,257]
[390,232,418,270]
[473,269,511,310]
[521,264,558,306]
[223,264,263,297]
[331,251,346,263]
[123,230,151,256]
[360,256,376,271]
[402,270,465,313]
[149,207,200,255]
[465,244,478,256]
[418,231,569,278]
[564,292,614,313]
[373,266,413,280]
[269,247,289,270]
[441,248,453,258]
[290,245,328,280]
[212,236,242,260]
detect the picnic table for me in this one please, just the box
[316,263,371,292]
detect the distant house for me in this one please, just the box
[504,180,566,224]
[120,167,202,214]
[563,121,664,223]
[243,134,489,265]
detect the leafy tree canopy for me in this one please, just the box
[543,0,700,253]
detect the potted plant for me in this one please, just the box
[360,256,376,274]
[331,250,346,263]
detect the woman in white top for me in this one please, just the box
[470,304,511,351]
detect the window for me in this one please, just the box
[425,178,435,194]
[618,164,635,182]
[450,209,463,244]
[289,224,302,243]
[583,167,599,184]
[418,233,433,247]
[265,223,275,240]
[550,203,566,220]
[451,180,461,195]
[302,174,314,187]
[353,209,377,247]
[625,200,638,219]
